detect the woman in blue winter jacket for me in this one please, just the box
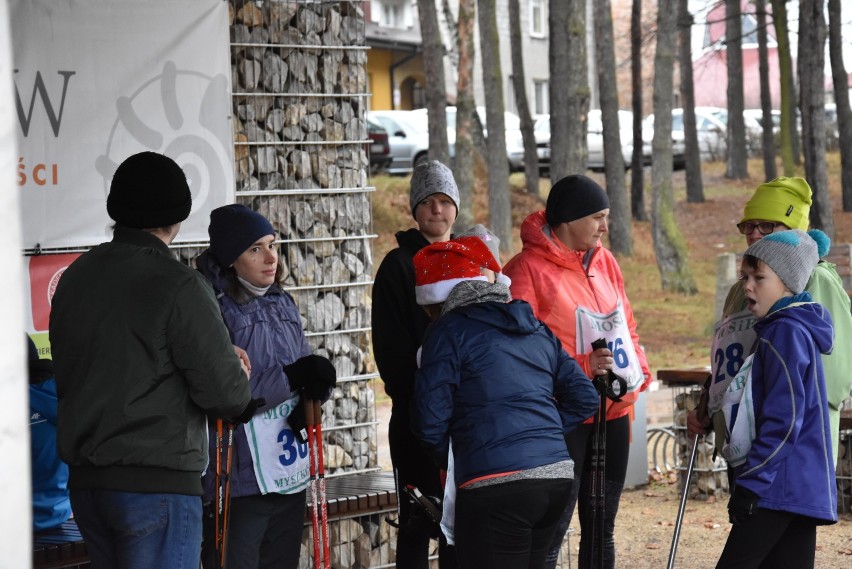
[716,229,837,569]
[198,204,336,569]
[411,236,599,569]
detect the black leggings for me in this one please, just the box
[716,508,817,569]
[544,415,631,569]
[454,478,572,569]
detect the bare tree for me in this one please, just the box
[678,0,704,202]
[508,0,539,195]
[755,0,777,180]
[725,0,748,179]
[798,0,834,237]
[828,0,852,212]
[629,0,648,221]
[452,0,477,230]
[549,0,589,181]
[477,0,512,253]
[651,0,697,294]
[771,0,797,175]
[417,0,450,165]
[595,0,632,255]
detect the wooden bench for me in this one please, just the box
[307,470,398,521]
[33,472,398,569]
[33,519,89,569]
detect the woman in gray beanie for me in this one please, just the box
[504,174,651,569]
[196,204,336,569]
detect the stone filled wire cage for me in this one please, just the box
[226,0,379,478]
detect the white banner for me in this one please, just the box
[11,0,235,249]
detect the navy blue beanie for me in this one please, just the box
[208,204,276,267]
[545,174,610,227]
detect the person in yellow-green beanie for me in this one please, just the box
[687,176,852,469]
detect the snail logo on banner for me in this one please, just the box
[11,0,235,251]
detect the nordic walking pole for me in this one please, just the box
[589,338,628,568]
[312,399,331,569]
[305,400,322,569]
[667,433,699,569]
[214,419,236,569]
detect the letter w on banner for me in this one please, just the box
[10,0,235,249]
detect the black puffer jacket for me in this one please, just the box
[50,227,251,496]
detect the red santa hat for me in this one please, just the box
[414,236,502,305]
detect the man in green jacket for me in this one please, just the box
[688,176,852,466]
[50,152,258,569]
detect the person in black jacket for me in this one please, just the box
[371,160,460,569]
[49,152,258,569]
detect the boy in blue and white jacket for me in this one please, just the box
[716,229,837,569]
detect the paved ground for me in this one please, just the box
[375,381,677,473]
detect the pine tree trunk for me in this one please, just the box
[756,0,777,180]
[798,0,833,237]
[771,0,796,175]
[549,0,589,181]
[477,0,512,254]
[595,0,631,255]
[678,0,704,203]
[630,0,647,221]
[828,0,852,212]
[453,0,477,230]
[508,0,539,195]
[417,0,450,165]
[651,0,697,294]
[725,0,748,179]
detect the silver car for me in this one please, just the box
[368,110,433,175]
[534,109,636,174]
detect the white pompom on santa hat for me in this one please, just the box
[414,236,503,306]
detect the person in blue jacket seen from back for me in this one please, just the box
[411,236,598,569]
[28,334,72,532]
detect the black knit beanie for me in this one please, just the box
[107,152,192,229]
[545,174,610,227]
[208,204,276,267]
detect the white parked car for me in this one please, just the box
[643,108,726,162]
[534,109,636,174]
[440,106,526,172]
[367,110,436,175]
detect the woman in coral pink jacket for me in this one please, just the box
[503,174,651,569]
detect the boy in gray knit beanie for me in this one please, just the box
[716,228,837,567]
[740,228,829,318]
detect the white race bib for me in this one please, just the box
[708,310,757,414]
[575,300,644,393]
[720,354,757,467]
[441,442,456,545]
[245,395,310,495]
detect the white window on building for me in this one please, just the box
[376,0,411,29]
[534,80,549,116]
[529,0,545,38]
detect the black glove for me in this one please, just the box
[284,355,337,400]
[728,486,760,525]
[232,397,266,424]
[289,398,308,444]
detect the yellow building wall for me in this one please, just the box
[367,48,425,111]
[367,49,393,111]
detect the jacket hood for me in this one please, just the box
[519,210,600,271]
[395,227,431,256]
[196,249,230,293]
[756,301,834,355]
[455,300,543,336]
